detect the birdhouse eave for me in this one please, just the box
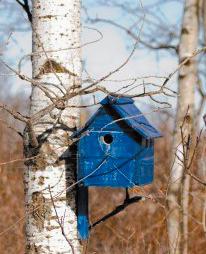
[71,96,162,140]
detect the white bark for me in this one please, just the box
[201,0,206,239]
[24,1,82,253]
[200,0,206,181]
[167,0,199,253]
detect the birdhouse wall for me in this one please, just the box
[77,107,154,187]
[133,145,154,185]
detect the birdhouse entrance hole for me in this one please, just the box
[102,134,113,144]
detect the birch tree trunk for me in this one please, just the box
[199,3,206,182]
[24,0,82,253]
[167,1,199,253]
[201,0,206,238]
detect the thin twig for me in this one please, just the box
[48,186,75,254]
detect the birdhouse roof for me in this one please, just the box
[73,95,161,139]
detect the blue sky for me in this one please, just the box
[81,1,183,108]
[0,0,185,123]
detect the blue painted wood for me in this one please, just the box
[72,95,162,139]
[75,95,161,187]
[78,131,143,187]
[78,215,89,240]
[77,185,89,240]
[74,96,162,239]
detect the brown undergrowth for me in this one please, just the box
[0,107,205,253]
[0,99,25,254]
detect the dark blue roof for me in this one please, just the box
[101,96,134,105]
[73,96,161,139]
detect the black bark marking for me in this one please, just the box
[36,60,77,78]
[31,192,52,231]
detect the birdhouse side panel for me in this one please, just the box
[133,144,154,185]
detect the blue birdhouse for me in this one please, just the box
[72,95,161,239]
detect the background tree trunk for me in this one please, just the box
[201,0,206,238]
[167,0,199,253]
[24,0,82,253]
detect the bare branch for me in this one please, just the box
[48,186,75,254]
[87,17,178,52]
[16,0,32,22]
[90,195,142,229]
[0,102,28,123]
[0,118,23,137]
[0,155,39,167]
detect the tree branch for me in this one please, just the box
[87,17,178,52]
[16,0,32,23]
[90,195,142,229]
[0,102,28,123]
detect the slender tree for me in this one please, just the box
[2,1,206,253]
[24,0,82,253]
[167,0,199,253]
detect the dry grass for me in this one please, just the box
[0,111,205,253]
[0,109,25,254]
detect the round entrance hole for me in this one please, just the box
[103,134,113,144]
